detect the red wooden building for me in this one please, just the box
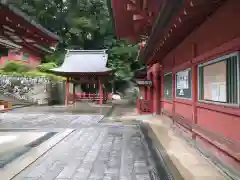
[110,0,240,175]
[49,50,112,105]
[0,0,60,66]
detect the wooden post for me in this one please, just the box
[73,83,76,104]
[153,64,161,114]
[99,78,103,105]
[147,72,151,100]
[144,86,147,100]
[160,71,164,115]
[192,43,198,140]
[172,72,176,116]
[172,56,176,117]
[65,77,70,105]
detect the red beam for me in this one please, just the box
[0,21,54,47]
[147,0,227,64]
[1,7,57,42]
[0,32,43,56]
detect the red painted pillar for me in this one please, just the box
[99,78,103,105]
[153,64,161,114]
[192,64,198,139]
[192,43,198,139]
[160,71,164,114]
[147,72,151,100]
[65,77,70,105]
[172,71,176,116]
[73,83,76,104]
[144,86,148,100]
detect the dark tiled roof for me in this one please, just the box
[0,0,60,41]
[50,50,112,75]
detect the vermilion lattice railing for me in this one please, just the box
[74,92,108,101]
[137,99,153,114]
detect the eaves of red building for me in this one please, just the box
[110,0,163,43]
[111,0,240,177]
[143,0,227,65]
[0,1,60,57]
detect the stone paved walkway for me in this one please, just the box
[13,126,153,180]
[0,109,158,180]
[0,113,104,128]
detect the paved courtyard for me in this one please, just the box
[0,113,104,128]
[0,109,159,180]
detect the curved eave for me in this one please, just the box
[48,69,113,77]
[141,0,227,65]
[109,0,163,43]
[140,0,184,62]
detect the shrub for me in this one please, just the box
[2,61,30,73]
[37,62,57,73]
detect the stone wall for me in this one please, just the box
[0,75,64,105]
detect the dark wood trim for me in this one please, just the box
[164,111,240,163]
[142,0,183,61]
[196,102,240,117]
[172,113,193,131]
[161,99,173,104]
[192,37,240,65]
[174,98,193,105]
[173,61,192,72]
[193,124,240,162]
[162,109,173,117]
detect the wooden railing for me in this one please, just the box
[74,92,109,101]
[137,99,153,114]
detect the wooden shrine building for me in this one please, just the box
[110,0,240,176]
[0,0,60,66]
[49,50,113,105]
[0,0,60,111]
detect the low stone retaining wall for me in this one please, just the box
[0,75,65,105]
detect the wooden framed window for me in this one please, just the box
[164,73,172,99]
[198,52,240,105]
[23,55,29,61]
[176,68,192,99]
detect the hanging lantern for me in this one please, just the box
[94,83,96,88]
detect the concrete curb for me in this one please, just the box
[140,123,182,180]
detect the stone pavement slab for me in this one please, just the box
[0,113,104,128]
[12,126,157,180]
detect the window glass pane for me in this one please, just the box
[23,55,29,60]
[203,61,227,102]
[198,53,239,105]
[176,69,192,99]
[227,56,238,104]
[164,74,172,99]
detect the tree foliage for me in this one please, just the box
[9,0,144,84]
[37,62,58,73]
[2,61,31,73]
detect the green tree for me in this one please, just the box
[9,0,144,86]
